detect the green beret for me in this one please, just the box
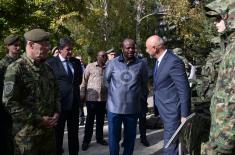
[106,48,115,54]
[24,29,51,42]
[4,34,19,45]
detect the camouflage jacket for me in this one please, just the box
[0,55,17,74]
[2,53,60,136]
[0,55,18,101]
[208,37,235,154]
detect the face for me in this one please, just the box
[107,52,116,60]
[77,57,84,64]
[60,44,73,59]
[215,19,226,33]
[122,41,135,60]
[30,41,50,62]
[146,43,157,57]
[97,52,107,65]
[7,41,21,54]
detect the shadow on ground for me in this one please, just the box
[63,123,164,155]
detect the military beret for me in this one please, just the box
[24,29,51,42]
[4,34,19,45]
[106,48,115,54]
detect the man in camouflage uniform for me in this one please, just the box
[2,29,60,155]
[173,48,196,87]
[198,37,224,100]
[0,34,21,155]
[201,0,235,154]
[172,48,190,75]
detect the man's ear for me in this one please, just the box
[28,41,34,49]
[5,45,9,50]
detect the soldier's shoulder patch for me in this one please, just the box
[4,81,14,95]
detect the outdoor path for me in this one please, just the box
[63,96,164,155]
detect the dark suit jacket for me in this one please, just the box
[154,50,190,124]
[46,56,82,111]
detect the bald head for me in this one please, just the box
[145,35,165,59]
[146,35,164,47]
[97,50,106,56]
[122,38,135,47]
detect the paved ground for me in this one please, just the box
[63,122,164,155]
[63,96,164,155]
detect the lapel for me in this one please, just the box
[70,59,77,76]
[155,50,170,83]
[55,55,68,76]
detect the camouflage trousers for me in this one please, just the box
[201,142,235,155]
[14,130,56,155]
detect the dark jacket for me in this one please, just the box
[153,50,190,124]
[46,56,83,111]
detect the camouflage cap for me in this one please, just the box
[205,0,229,17]
[4,34,19,45]
[206,0,235,29]
[24,29,51,42]
[106,48,115,54]
[173,48,183,55]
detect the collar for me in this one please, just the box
[157,49,167,66]
[22,53,41,70]
[95,61,106,68]
[59,54,66,62]
[6,54,17,61]
[118,54,136,63]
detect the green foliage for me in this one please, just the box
[158,0,216,62]
[0,0,85,56]
[0,0,215,64]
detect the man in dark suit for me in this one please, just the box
[47,37,83,155]
[145,35,191,155]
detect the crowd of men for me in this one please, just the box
[0,0,235,155]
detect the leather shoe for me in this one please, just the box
[121,141,124,147]
[97,140,108,145]
[82,143,89,151]
[141,139,150,147]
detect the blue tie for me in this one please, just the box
[66,60,73,82]
[154,60,159,86]
[154,60,159,78]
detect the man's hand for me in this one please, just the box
[41,113,59,128]
[181,117,187,124]
[50,113,59,126]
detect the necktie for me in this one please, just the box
[154,60,159,79]
[153,60,159,87]
[66,60,73,82]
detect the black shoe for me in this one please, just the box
[141,139,150,147]
[80,120,85,126]
[121,141,124,147]
[82,143,89,151]
[97,140,108,145]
